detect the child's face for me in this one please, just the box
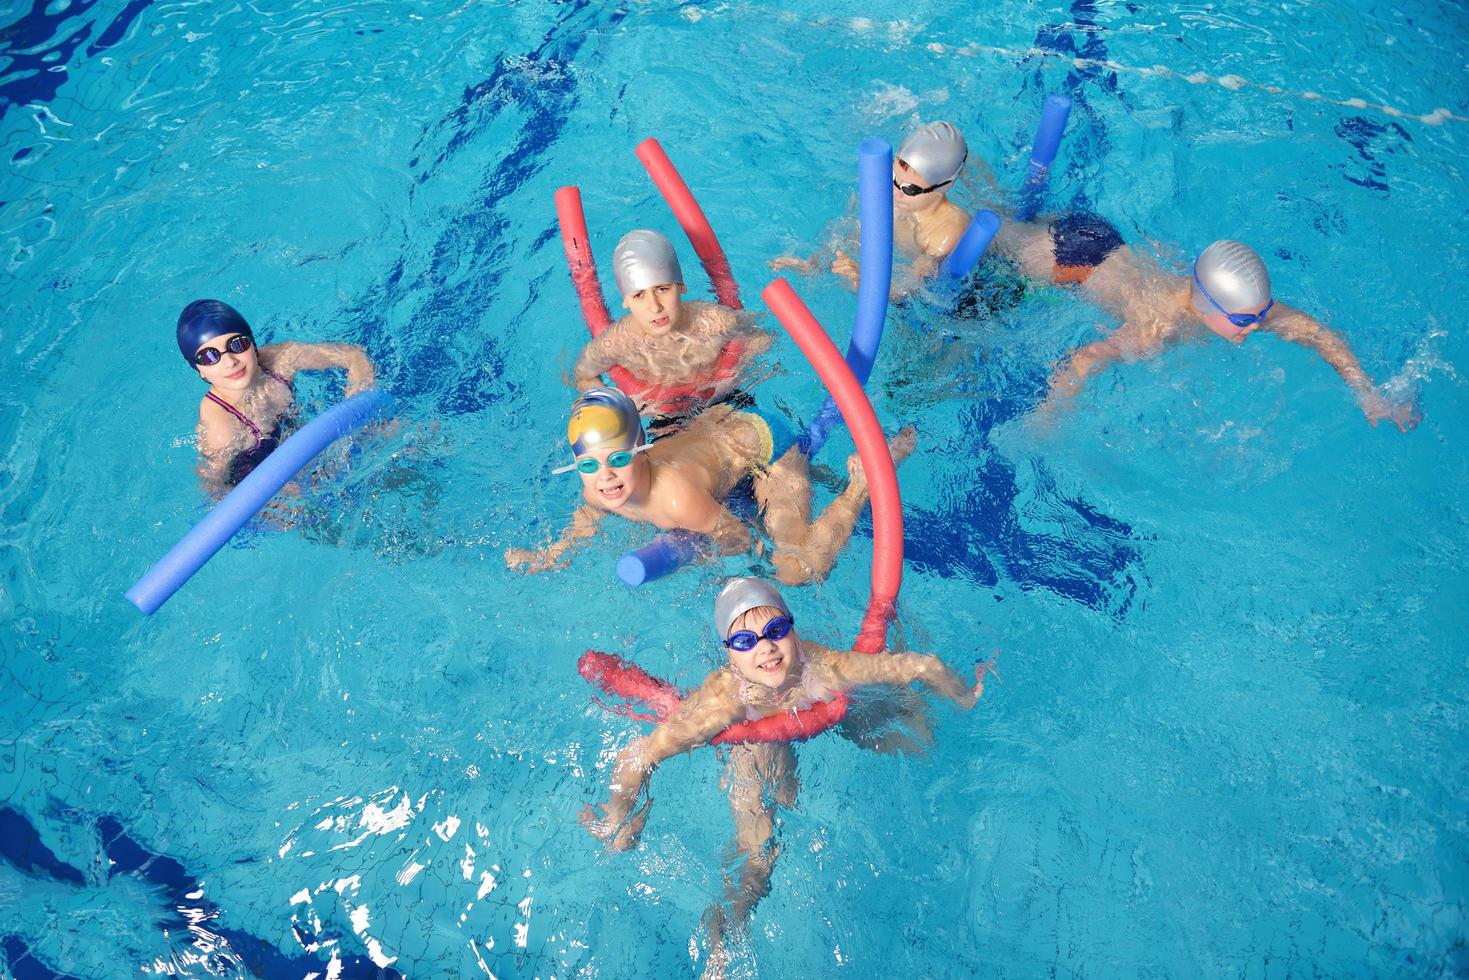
[892,159,947,212]
[577,445,647,511]
[622,282,686,335]
[194,333,259,391]
[725,608,798,689]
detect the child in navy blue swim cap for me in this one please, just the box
[177,299,378,490]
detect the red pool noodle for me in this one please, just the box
[762,279,903,654]
[635,138,742,311]
[553,186,613,335]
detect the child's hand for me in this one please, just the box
[831,251,860,288]
[972,654,1000,704]
[504,547,557,573]
[1362,391,1420,432]
[579,799,651,852]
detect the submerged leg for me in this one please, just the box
[702,744,792,979]
[759,427,916,585]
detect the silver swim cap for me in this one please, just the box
[1191,240,1272,316]
[612,229,684,296]
[714,577,791,640]
[897,121,968,186]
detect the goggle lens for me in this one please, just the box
[194,334,253,366]
[573,449,637,475]
[724,616,795,652]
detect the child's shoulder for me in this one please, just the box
[684,299,737,328]
[686,665,741,706]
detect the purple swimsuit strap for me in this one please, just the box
[204,368,292,447]
[204,391,263,446]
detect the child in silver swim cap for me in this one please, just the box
[772,120,975,292]
[1034,237,1418,429]
[581,577,994,971]
[570,229,772,423]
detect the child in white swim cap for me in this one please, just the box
[772,120,974,291]
[581,576,994,972]
[1038,237,1418,429]
[571,229,772,424]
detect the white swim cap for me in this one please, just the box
[714,577,790,640]
[613,229,684,296]
[1191,240,1272,315]
[897,121,968,186]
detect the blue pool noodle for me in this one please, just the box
[616,530,711,587]
[804,137,894,457]
[1016,94,1072,223]
[939,209,1002,280]
[125,389,394,614]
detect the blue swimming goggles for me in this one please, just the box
[552,443,651,475]
[1192,261,1275,328]
[723,615,795,652]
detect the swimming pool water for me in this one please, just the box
[2,0,1466,975]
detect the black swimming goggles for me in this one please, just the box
[193,334,254,366]
[893,176,956,197]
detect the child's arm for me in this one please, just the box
[264,341,376,396]
[821,646,990,710]
[1043,312,1181,408]
[570,330,622,392]
[504,504,606,572]
[1265,304,1418,430]
[582,675,746,851]
[195,416,237,497]
[1044,333,1130,403]
[666,489,753,556]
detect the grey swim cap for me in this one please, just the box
[1191,240,1272,315]
[714,577,791,640]
[612,229,684,296]
[897,121,968,186]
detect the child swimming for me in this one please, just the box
[580,578,990,977]
[177,299,378,492]
[571,230,772,422]
[1002,233,1420,429]
[504,387,915,585]
[771,121,975,290]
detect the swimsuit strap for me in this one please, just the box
[263,367,292,390]
[204,391,263,446]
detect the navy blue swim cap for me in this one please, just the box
[177,300,253,363]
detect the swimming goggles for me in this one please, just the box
[552,443,651,475]
[723,615,795,652]
[893,176,956,197]
[1192,261,1275,328]
[193,334,253,366]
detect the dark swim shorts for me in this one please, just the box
[1050,213,1125,284]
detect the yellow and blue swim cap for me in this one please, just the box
[567,386,646,457]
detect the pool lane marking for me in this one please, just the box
[930,41,1467,127]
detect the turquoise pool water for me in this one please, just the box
[2,0,1466,975]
